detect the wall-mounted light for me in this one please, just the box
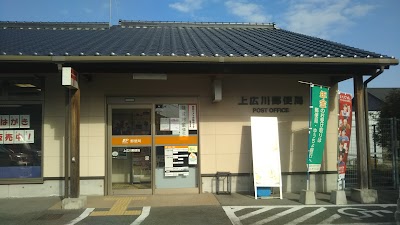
[132,73,167,80]
[14,83,36,88]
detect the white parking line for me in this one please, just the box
[250,207,302,225]
[239,207,273,220]
[224,205,396,225]
[319,213,341,224]
[226,204,396,208]
[329,223,394,225]
[223,207,243,225]
[285,207,326,225]
[130,206,151,225]
[65,208,95,225]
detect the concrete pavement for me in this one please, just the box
[0,190,397,225]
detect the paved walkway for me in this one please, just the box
[42,190,399,209]
[0,190,398,214]
[0,191,398,225]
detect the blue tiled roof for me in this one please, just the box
[0,21,394,59]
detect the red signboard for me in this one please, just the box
[338,93,352,180]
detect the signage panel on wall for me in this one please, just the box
[250,117,282,199]
[239,95,305,114]
[62,67,79,89]
[111,136,152,146]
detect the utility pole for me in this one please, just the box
[109,0,112,28]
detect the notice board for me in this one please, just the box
[250,117,282,199]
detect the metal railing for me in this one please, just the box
[346,117,399,189]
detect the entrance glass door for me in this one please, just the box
[109,106,152,195]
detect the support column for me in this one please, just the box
[64,89,70,198]
[70,88,80,198]
[351,75,377,203]
[62,87,86,209]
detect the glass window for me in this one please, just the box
[155,145,198,189]
[0,79,43,98]
[154,103,199,189]
[0,104,42,179]
[155,104,198,135]
[112,109,151,135]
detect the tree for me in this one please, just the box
[374,89,400,159]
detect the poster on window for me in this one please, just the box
[0,115,10,129]
[0,130,35,144]
[170,118,180,131]
[164,146,190,176]
[188,105,197,130]
[3,130,13,144]
[25,130,35,143]
[9,115,20,128]
[0,105,41,179]
[179,105,189,136]
[14,130,25,144]
[338,92,352,180]
[20,115,30,128]
[160,118,170,131]
[188,152,197,165]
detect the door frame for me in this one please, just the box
[106,103,154,195]
[105,96,201,195]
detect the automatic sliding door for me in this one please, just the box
[109,107,152,195]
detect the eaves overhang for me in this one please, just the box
[0,55,398,66]
[0,56,397,80]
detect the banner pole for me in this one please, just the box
[337,91,340,190]
[298,80,330,88]
[307,84,314,191]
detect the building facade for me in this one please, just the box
[0,21,397,198]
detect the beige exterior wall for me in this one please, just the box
[199,75,339,175]
[43,75,66,177]
[41,73,339,194]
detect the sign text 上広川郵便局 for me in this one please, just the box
[239,96,304,113]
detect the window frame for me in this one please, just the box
[0,77,44,184]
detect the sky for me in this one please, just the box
[0,0,399,95]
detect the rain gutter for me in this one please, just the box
[363,66,385,189]
[0,55,398,66]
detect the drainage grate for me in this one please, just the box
[36,214,64,220]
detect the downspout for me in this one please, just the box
[363,66,385,188]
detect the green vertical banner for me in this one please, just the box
[308,85,330,172]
